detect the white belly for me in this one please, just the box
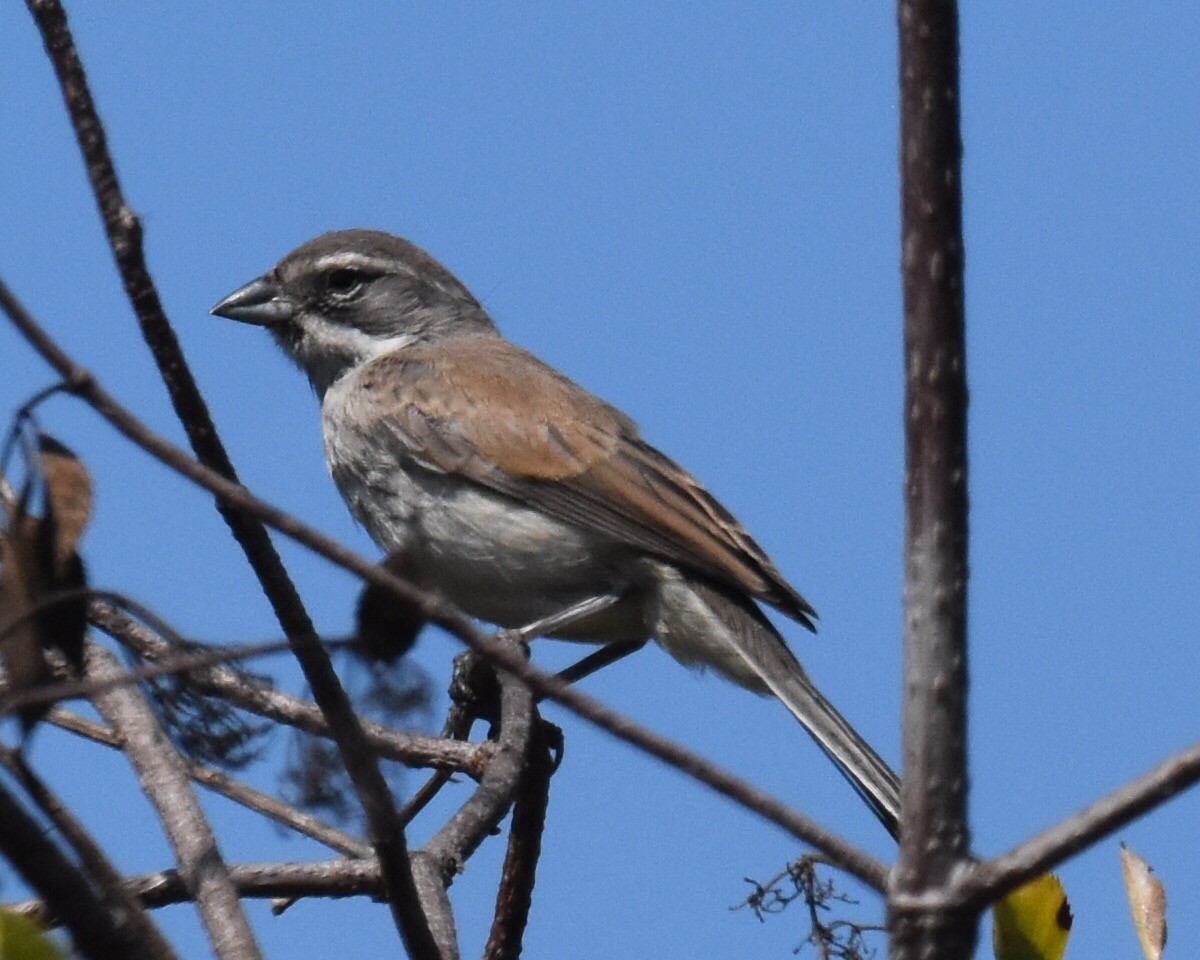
[325,429,648,640]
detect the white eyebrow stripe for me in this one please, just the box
[312,252,396,274]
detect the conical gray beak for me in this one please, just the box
[210,276,295,326]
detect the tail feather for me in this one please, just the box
[758,664,901,840]
[652,571,901,839]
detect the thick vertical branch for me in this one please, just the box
[890,0,975,958]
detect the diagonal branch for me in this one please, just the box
[957,737,1200,908]
[0,748,180,960]
[88,598,486,775]
[0,778,163,960]
[84,640,262,960]
[24,2,439,953]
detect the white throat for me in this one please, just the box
[282,319,417,398]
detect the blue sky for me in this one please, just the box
[1,4,1197,958]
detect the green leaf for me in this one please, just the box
[0,909,64,960]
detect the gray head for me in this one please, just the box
[211,229,496,395]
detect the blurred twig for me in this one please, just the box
[0,746,181,960]
[49,708,374,859]
[84,639,262,960]
[9,859,387,923]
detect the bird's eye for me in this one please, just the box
[325,268,364,297]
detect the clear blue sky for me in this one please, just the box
[2,5,1197,958]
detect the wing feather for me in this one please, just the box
[350,336,815,627]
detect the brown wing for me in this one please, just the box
[351,335,815,628]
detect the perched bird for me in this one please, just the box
[212,229,900,837]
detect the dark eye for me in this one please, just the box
[325,268,364,297]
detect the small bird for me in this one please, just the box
[212,229,900,837]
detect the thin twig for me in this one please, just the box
[8,859,387,923]
[84,640,262,960]
[482,720,555,960]
[88,598,485,776]
[48,708,373,859]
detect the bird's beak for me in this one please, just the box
[210,275,295,326]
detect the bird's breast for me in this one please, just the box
[321,405,647,641]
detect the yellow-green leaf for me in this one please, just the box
[1120,843,1167,960]
[992,872,1072,960]
[0,909,64,960]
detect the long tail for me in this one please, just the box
[654,574,901,839]
[758,657,901,840]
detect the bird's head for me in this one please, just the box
[211,229,494,395]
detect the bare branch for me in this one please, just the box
[49,709,374,859]
[410,653,539,959]
[890,0,975,957]
[483,721,555,960]
[88,609,440,955]
[89,598,485,774]
[84,640,262,960]
[9,859,386,923]
[421,659,534,884]
[20,0,314,644]
[958,738,1200,908]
